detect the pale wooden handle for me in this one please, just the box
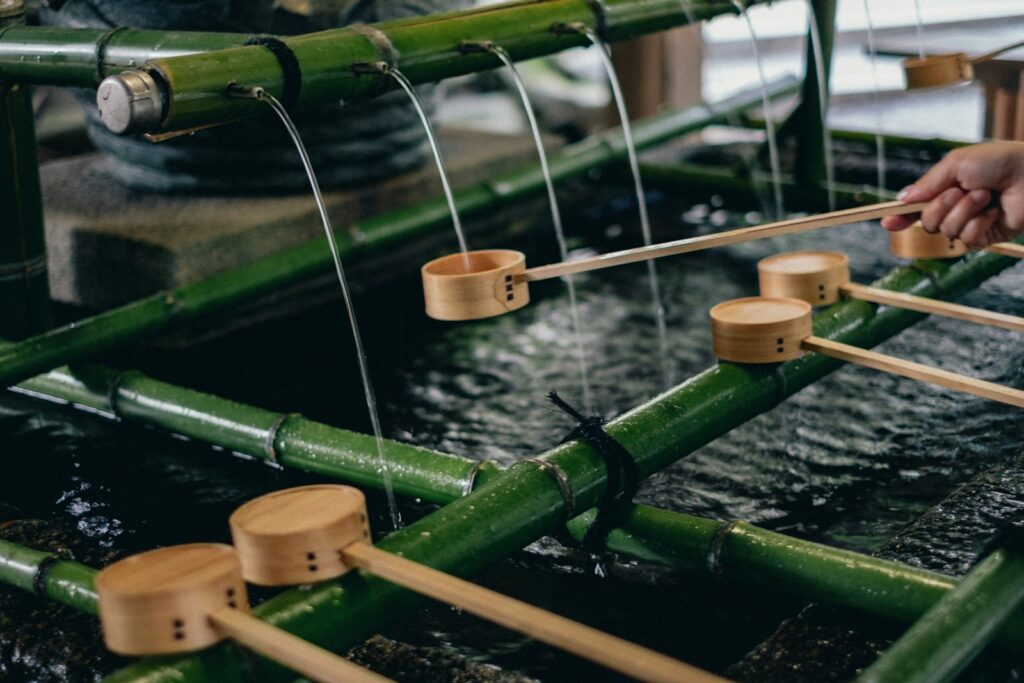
[989,242,1024,258]
[209,608,392,683]
[971,40,1024,65]
[342,543,726,683]
[521,201,929,282]
[841,282,1024,333]
[801,336,1024,408]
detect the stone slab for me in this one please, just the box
[41,128,550,309]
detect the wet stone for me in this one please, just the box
[348,635,536,683]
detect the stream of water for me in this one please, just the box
[490,44,593,411]
[861,0,889,193]
[260,91,402,530]
[912,0,927,59]
[585,29,673,389]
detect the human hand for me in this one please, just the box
[881,141,1024,247]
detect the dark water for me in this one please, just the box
[2,171,1023,681]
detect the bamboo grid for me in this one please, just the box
[0,1,1022,681]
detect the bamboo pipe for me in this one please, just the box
[758,251,1024,333]
[422,201,928,321]
[229,486,724,683]
[709,297,1024,408]
[859,540,1024,683]
[903,39,1024,89]
[94,544,389,683]
[95,0,771,134]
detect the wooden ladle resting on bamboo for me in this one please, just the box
[94,544,391,683]
[709,297,1024,409]
[229,485,727,683]
[903,39,1024,89]
[421,200,929,321]
[758,250,1024,333]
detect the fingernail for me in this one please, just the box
[969,190,988,205]
[897,186,915,200]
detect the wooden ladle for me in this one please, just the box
[904,40,1024,89]
[758,250,1024,332]
[229,484,726,683]
[421,200,929,321]
[709,297,1024,408]
[94,543,389,683]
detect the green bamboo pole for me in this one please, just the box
[0,0,52,339]
[0,26,249,86]
[16,362,502,504]
[0,78,798,390]
[0,539,98,615]
[740,114,971,154]
[112,0,767,133]
[101,241,1024,682]
[859,538,1024,683]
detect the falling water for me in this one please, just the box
[258,91,402,530]
[861,0,888,192]
[912,0,927,59]
[386,67,470,263]
[733,1,785,219]
[585,29,673,389]
[806,0,837,211]
[489,45,593,411]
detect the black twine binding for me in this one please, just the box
[243,36,302,109]
[547,391,638,551]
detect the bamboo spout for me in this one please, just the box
[422,201,928,321]
[230,485,727,683]
[709,296,1024,408]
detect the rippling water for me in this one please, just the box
[2,180,1022,680]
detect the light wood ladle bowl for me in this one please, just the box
[904,40,1024,89]
[709,296,1024,408]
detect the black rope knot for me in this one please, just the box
[548,391,638,551]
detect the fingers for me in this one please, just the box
[937,189,991,239]
[919,187,965,233]
[959,208,1000,247]
[897,151,964,202]
[881,215,917,232]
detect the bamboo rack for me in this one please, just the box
[0,78,796,391]
[86,0,768,134]
[97,241,1024,683]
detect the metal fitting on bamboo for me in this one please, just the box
[709,295,1024,408]
[95,543,388,683]
[420,201,928,321]
[889,222,968,259]
[229,486,724,683]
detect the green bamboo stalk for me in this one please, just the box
[0,0,52,339]
[116,0,766,133]
[0,26,249,86]
[102,241,1024,682]
[859,540,1024,683]
[16,362,502,504]
[0,78,797,390]
[0,539,98,615]
[791,0,836,191]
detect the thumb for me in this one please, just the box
[898,154,963,202]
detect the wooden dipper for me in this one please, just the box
[709,296,1024,408]
[903,40,1024,89]
[421,200,928,321]
[230,485,728,683]
[889,222,968,259]
[759,250,1024,332]
[95,543,389,683]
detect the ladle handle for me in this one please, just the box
[989,242,1024,258]
[840,282,1024,333]
[521,201,929,282]
[209,607,391,683]
[971,40,1024,65]
[341,543,725,683]
[801,336,1024,408]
